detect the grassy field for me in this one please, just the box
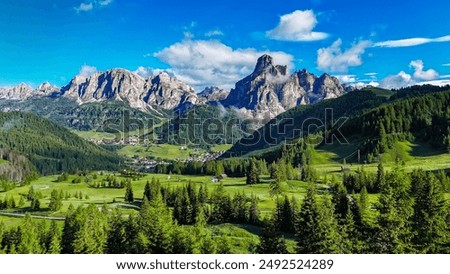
[117,143,204,160]
[1,137,448,252]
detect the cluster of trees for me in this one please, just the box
[258,167,450,254]
[124,178,260,226]
[0,196,232,254]
[0,166,449,254]
[353,91,450,157]
[342,163,450,194]
[156,158,269,178]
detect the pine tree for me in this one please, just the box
[48,189,63,211]
[269,178,283,197]
[296,186,342,254]
[332,181,349,223]
[376,162,385,192]
[17,214,42,254]
[374,167,413,253]
[143,181,151,201]
[106,208,128,254]
[138,196,175,253]
[296,184,320,253]
[246,159,260,185]
[412,171,448,253]
[72,204,108,254]
[248,195,260,225]
[124,182,134,203]
[257,218,288,254]
[48,221,62,254]
[30,198,40,211]
[61,204,77,254]
[315,195,343,253]
[359,186,369,213]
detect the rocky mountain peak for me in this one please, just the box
[0,83,34,100]
[221,54,347,118]
[253,54,274,74]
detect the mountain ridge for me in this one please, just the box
[0,55,350,118]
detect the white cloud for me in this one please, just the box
[409,60,439,80]
[74,2,93,13]
[380,60,443,89]
[317,39,371,73]
[374,35,450,48]
[417,80,450,86]
[134,67,169,79]
[335,75,357,83]
[99,0,113,6]
[78,65,97,77]
[443,63,450,67]
[205,30,224,37]
[380,71,415,89]
[364,72,378,77]
[74,0,113,13]
[266,10,328,42]
[154,39,293,90]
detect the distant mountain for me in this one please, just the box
[60,69,200,112]
[221,54,347,118]
[0,55,352,134]
[198,86,229,103]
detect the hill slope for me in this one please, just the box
[223,87,394,157]
[0,112,122,175]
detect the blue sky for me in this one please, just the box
[1,0,450,90]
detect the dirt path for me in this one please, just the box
[0,211,65,221]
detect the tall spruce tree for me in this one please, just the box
[124,182,134,203]
[374,167,413,253]
[246,159,260,185]
[257,218,288,254]
[412,171,449,253]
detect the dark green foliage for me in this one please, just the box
[246,158,260,185]
[124,182,134,203]
[296,185,342,254]
[411,170,449,253]
[257,218,288,254]
[48,189,63,211]
[0,111,122,175]
[373,167,414,253]
[158,105,251,148]
[273,196,296,233]
[137,197,175,253]
[225,88,392,156]
[106,209,128,254]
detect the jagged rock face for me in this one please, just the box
[0,54,348,116]
[35,82,60,96]
[221,54,346,118]
[143,72,198,110]
[0,83,34,100]
[198,86,229,103]
[222,54,288,117]
[60,70,198,111]
[60,69,148,110]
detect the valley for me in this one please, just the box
[0,55,449,254]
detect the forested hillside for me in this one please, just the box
[224,87,393,157]
[225,86,450,158]
[0,112,122,175]
[157,104,253,148]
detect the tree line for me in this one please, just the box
[1,166,450,254]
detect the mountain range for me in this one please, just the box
[0,55,350,121]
